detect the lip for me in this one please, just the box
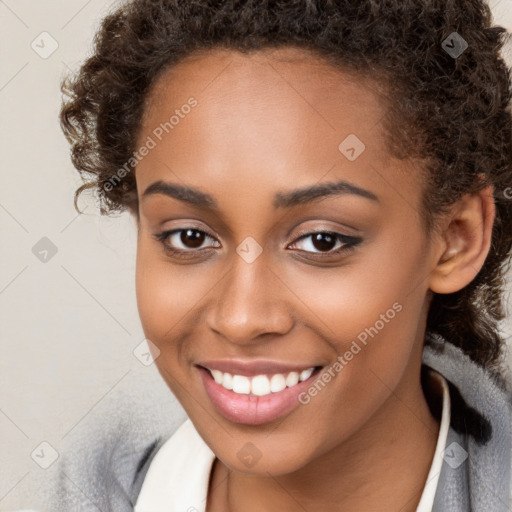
[196,359,321,377]
[197,364,323,425]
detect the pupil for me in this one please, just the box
[313,233,336,252]
[181,229,205,248]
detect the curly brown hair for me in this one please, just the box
[60,0,512,375]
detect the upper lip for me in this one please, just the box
[196,359,322,377]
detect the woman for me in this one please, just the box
[52,0,512,510]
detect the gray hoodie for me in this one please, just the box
[41,332,512,512]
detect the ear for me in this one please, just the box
[428,184,495,294]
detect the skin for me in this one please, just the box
[133,47,495,512]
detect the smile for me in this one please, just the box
[197,363,323,425]
[205,366,316,396]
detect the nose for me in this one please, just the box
[205,250,294,345]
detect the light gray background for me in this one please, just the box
[1,0,511,509]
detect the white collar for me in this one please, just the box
[135,370,451,512]
[134,418,215,512]
[415,370,452,512]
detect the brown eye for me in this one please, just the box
[154,227,221,254]
[288,231,362,256]
[310,233,337,252]
[180,229,206,248]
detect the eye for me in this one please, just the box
[153,227,362,260]
[288,231,362,256]
[154,227,220,255]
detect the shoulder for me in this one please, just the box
[423,333,512,510]
[43,369,188,511]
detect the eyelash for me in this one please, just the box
[153,227,362,260]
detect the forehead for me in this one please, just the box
[141,46,389,134]
[135,47,417,213]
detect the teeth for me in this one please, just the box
[211,369,223,384]
[232,375,251,394]
[285,371,299,387]
[269,374,286,392]
[222,372,233,390]
[299,367,314,381]
[251,375,271,396]
[207,367,317,396]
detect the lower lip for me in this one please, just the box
[197,366,321,425]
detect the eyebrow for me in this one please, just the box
[141,179,379,210]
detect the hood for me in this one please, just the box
[422,332,512,512]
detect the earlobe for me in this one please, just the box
[429,184,495,295]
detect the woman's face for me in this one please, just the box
[134,47,440,475]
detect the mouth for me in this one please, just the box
[196,363,323,425]
[201,365,322,396]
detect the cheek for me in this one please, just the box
[284,244,425,351]
[283,275,425,459]
[132,222,431,472]
[135,239,210,340]
[135,240,205,400]
[283,235,428,406]
[285,266,416,379]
